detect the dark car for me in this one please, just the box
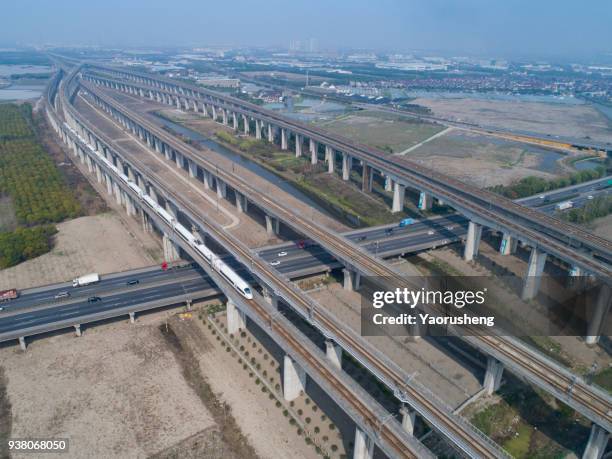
[87,296,101,303]
[127,279,139,286]
[356,235,367,242]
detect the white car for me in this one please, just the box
[427,230,434,235]
[277,251,288,257]
[587,195,594,200]
[270,260,281,266]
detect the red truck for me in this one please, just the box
[0,288,19,302]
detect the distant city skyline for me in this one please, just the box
[1,0,611,61]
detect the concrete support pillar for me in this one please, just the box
[129,312,136,323]
[325,340,342,370]
[232,112,238,130]
[463,221,483,261]
[203,170,212,190]
[281,128,288,150]
[586,284,611,346]
[216,179,227,199]
[499,233,518,255]
[235,192,248,213]
[418,191,432,211]
[212,105,217,120]
[384,175,393,192]
[522,247,548,301]
[242,115,249,135]
[19,336,26,351]
[283,355,306,401]
[255,119,262,140]
[310,139,318,164]
[222,109,228,125]
[343,269,361,291]
[188,160,197,179]
[325,146,334,173]
[483,357,504,395]
[362,165,373,192]
[163,233,180,262]
[113,182,122,205]
[95,164,103,183]
[392,182,406,213]
[141,212,153,233]
[106,175,113,196]
[342,153,352,181]
[265,214,279,236]
[582,424,609,459]
[353,428,374,459]
[74,324,82,337]
[175,151,183,169]
[295,134,303,157]
[267,124,273,143]
[227,300,246,335]
[400,406,417,436]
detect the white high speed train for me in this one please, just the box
[64,123,254,300]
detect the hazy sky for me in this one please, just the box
[2,0,611,59]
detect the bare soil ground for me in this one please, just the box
[407,130,564,187]
[590,214,612,241]
[315,110,444,154]
[0,213,161,291]
[415,98,612,144]
[1,312,217,459]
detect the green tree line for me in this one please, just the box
[559,195,612,224]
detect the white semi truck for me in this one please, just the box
[555,201,574,211]
[72,273,100,287]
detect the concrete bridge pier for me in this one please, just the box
[418,192,432,211]
[95,163,103,183]
[188,160,197,179]
[105,174,114,196]
[283,355,306,401]
[463,221,482,261]
[265,214,280,236]
[521,247,548,301]
[216,179,227,199]
[310,139,318,164]
[141,210,153,234]
[326,146,335,173]
[325,340,343,370]
[582,423,609,459]
[235,191,248,213]
[163,233,180,262]
[343,268,361,291]
[175,151,184,169]
[211,105,217,121]
[353,428,374,459]
[384,175,393,192]
[227,300,246,335]
[222,109,228,125]
[267,123,274,143]
[74,324,82,337]
[342,153,352,181]
[255,119,262,139]
[242,115,249,135]
[499,233,518,255]
[483,357,504,395]
[281,128,288,150]
[585,284,611,346]
[19,336,26,351]
[203,170,212,190]
[113,182,122,206]
[129,312,136,324]
[362,165,373,192]
[295,134,303,157]
[392,182,406,213]
[400,405,417,435]
[232,112,238,130]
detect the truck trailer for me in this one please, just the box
[72,273,100,287]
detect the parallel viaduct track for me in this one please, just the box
[70,77,508,458]
[80,77,612,434]
[84,66,612,273]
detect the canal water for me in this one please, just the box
[153,114,334,217]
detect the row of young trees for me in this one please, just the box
[0,104,33,139]
[0,103,81,269]
[0,139,81,225]
[0,225,57,269]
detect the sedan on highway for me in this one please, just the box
[277,252,288,257]
[270,260,281,266]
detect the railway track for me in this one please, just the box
[83,66,612,267]
[79,77,612,433]
[68,79,509,458]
